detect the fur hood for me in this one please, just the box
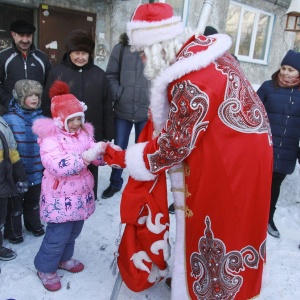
[32,117,94,138]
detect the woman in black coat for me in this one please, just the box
[41,30,115,199]
[257,50,300,239]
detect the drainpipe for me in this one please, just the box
[197,0,214,34]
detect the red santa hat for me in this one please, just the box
[126,3,184,48]
[50,80,87,132]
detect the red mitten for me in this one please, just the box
[104,144,126,169]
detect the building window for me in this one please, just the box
[294,33,300,52]
[225,1,274,64]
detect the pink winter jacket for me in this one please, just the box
[32,118,99,223]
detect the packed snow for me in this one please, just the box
[1,130,300,300]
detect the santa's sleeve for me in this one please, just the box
[125,79,211,181]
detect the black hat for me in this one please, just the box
[10,20,36,34]
[65,30,95,55]
[281,50,300,73]
[204,26,218,36]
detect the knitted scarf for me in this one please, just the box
[277,72,300,88]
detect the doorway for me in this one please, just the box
[38,4,96,65]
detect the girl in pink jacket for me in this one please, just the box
[32,81,105,292]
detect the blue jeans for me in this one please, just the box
[34,220,84,273]
[110,117,147,189]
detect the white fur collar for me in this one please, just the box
[149,34,232,134]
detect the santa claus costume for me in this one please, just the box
[105,3,273,300]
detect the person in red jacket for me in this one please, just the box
[104,3,273,300]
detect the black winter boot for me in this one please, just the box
[101,186,121,199]
[3,233,24,244]
[0,246,17,261]
[165,277,172,290]
[24,220,45,236]
[267,220,280,238]
[4,210,23,244]
[168,203,175,214]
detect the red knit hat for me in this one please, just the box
[126,3,184,47]
[50,81,87,132]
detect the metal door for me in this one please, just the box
[38,4,96,65]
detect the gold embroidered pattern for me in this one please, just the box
[184,163,190,176]
[185,184,191,199]
[174,204,193,218]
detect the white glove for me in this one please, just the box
[82,142,107,165]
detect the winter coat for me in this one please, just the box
[257,79,300,174]
[118,34,273,300]
[0,42,51,115]
[32,118,99,223]
[106,34,149,122]
[0,116,27,198]
[3,99,44,186]
[41,54,114,142]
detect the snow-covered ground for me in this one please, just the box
[1,130,300,300]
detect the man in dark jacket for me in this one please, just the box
[102,33,149,199]
[0,20,51,115]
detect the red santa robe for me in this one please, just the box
[117,33,273,300]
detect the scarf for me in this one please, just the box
[277,72,300,88]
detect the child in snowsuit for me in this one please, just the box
[3,80,45,243]
[33,80,106,291]
[0,116,28,260]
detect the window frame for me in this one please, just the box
[227,1,275,65]
[158,0,190,26]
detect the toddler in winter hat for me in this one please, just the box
[49,80,87,132]
[49,80,105,163]
[13,80,43,110]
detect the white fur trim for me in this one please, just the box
[64,112,85,132]
[168,163,189,299]
[127,16,184,47]
[149,34,232,133]
[126,142,157,181]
